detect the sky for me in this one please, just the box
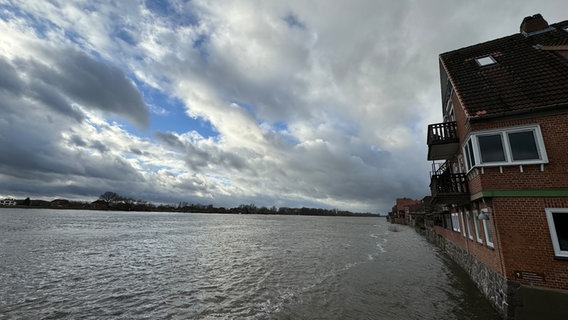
[0,1,566,213]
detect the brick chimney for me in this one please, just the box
[520,14,549,33]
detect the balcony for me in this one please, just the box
[427,121,459,160]
[430,172,470,205]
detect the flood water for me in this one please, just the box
[0,209,499,319]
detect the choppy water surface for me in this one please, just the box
[0,209,499,319]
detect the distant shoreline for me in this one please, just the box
[0,201,382,218]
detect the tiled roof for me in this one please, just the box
[440,20,568,121]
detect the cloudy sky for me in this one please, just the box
[0,1,565,212]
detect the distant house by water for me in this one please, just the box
[425,14,568,319]
[389,198,422,225]
[50,199,70,208]
[0,198,17,206]
[90,200,109,210]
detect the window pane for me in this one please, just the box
[466,211,473,239]
[478,134,505,162]
[473,211,482,242]
[483,219,494,247]
[451,212,460,232]
[465,139,475,169]
[509,131,539,160]
[552,212,568,251]
[485,220,493,243]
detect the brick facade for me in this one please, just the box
[494,197,568,290]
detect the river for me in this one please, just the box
[0,209,499,319]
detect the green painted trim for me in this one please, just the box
[471,189,568,199]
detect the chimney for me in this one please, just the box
[520,14,549,33]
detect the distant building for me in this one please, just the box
[425,14,568,319]
[389,198,422,225]
[0,198,17,206]
[90,200,109,210]
[50,199,70,208]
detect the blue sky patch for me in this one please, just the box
[193,33,209,58]
[283,13,305,29]
[114,28,137,46]
[139,82,219,139]
[144,0,200,27]
[0,3,58,39]
[272,121,300,145]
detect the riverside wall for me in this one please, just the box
[422,228,510,318]
[420,227,568,320]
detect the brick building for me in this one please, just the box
[389,197,422,225]
[426,14,568,319]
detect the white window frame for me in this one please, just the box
[465,210,473,240]
[545,208,568,258]
[473,210,483,243]
[464,139,476,171]
[451,212,461,232]
[481,209,494,248]
[460,211,466,237]
[462,125,548,172]
[444,98,455,122]
[476,56,497,66]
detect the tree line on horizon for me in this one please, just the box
[3,191,379,217]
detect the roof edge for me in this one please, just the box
[468,103,568,123]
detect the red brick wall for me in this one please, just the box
[435,225,467,250]
[493,197,568,290]
[395,198,422,211]
[452,92,470,143]
[460,205,504,274]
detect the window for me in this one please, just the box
[465,210,473,240]
[460,211,466,237]
[444,98,455,122]
[508,131,539,160]
[464,139,476,170]
[545,208,568,258]
[476,56,497,66]
[462,125,547,171]
[481,209,494,248]
[451,212,461,232]
[473,210,483,243]
[478,134,506,163]
[444,213,452,230]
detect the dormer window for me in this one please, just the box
[476,56,497,67]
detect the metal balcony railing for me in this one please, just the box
[430,173,468,194]
[429,163,469,204]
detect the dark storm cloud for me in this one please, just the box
[0,131,140,184]
[89,140,110,154]
[1,48,149,128]
[155,131,248,172]
[69,135,88,147]
[41,48,150,127]
[0,58,25,95]
[27,76,85,122]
